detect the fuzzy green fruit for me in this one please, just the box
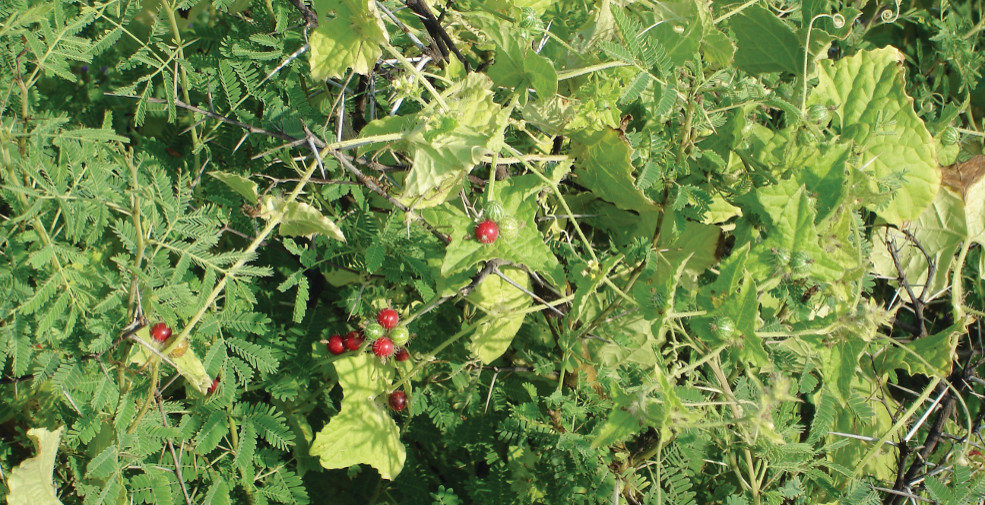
[390,326,410,346]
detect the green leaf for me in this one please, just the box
[647,1,706,66]
[360,74,510,208]
[310,0,389,80]
[488,35,558,100]
[209,171,258,203]
[592,404,643,448]
[310,353,406,480]
[726,274,769,367]
[875,322,961,377]
[870,183,966,302]
[570,128,659,213]
[6,426,65,505]
[259,195,346,242]
[807,46,940,224]
[730,5,801,75]
[466,266,530,363]
[701,26,735,68]
[571,255,622,322]
[656,217,722,274]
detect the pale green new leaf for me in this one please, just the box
[6,426,65,505]
[209,171,258,203]
[808,46,940,224]
[310,0,388,80]
[487,35,558,100]
[259,195,346,242]
[310,353,405,479]
[360,74,509,208]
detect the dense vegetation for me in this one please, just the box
[2,0,985,504]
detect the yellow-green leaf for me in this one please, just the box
[310,0,388,80]
[208,170,258,203]
[127,327,213,395]
[466,266,530,363]
[310,353,405,479]
[7,426,65,505]
[808,46,940,224]
[259,195,346,242]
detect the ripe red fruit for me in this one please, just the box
[388,391,407,411]
[474,220,499,244]
[327,334,345,355]
[373,337,395,358]
[394,348,410,362]
[377,308,399,329]
[344,330,364,351]
[150,322,172,342]
[207,377,220,394]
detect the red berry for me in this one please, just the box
[388,391,407,411]
[207,377,220,394]
[373,337,395,358]
[327,334,345,355]
[150,322,172,342]
[394,348,410,362]
[474,220,499,244]
[344,330,364,351]
[377,308,400,329]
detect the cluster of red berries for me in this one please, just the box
[326,308,412,362]
[325,308,413,411]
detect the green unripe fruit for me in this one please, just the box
[772,248,791,267]
[484,200,506,222]
[498,216,521,240]
[790,251,812,274]
[364,322,385,340]
[808,104,830,124]
[941,126,960,146]
[711,316,737,340]
[390,325,410,346]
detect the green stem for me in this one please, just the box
[952,240,973,322]
[161,0,202,169]
[383,45,449,112]
[849,376,940,480]
[487,152,498,205]
[671,343,727,380]
[127,362,159,433]
[162,148,340,356]
[503,144,599,264]
[557,61,632,81]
